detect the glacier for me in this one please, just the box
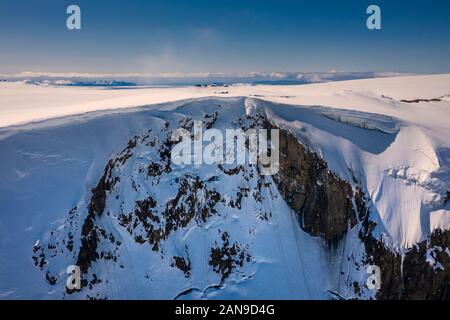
[0,75,449,299]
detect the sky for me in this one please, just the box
[0,0,450,74]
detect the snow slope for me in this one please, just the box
[1,74,450,134]
[0,74,449,299]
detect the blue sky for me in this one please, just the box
[1,0,450,74]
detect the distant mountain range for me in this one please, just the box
[0,71,411,87]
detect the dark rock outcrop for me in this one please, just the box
[273,128,356,242]
[363,227,450,300]
[358,191,450,300]
[209,231,250,284]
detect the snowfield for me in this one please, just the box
[0,74,449,299]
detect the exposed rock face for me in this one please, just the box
[77,138,139,278]
[238,111,357,243]
[400,229,450,299]
[118,174,223,252]
[362,228,450,299]
[357,191,450,300]
[273,128,356,242]
[209,231,250,284]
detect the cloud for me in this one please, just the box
[140,45,187,73]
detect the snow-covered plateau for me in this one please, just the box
[0,74,449,299]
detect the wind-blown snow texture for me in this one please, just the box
[0,75,449,299]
